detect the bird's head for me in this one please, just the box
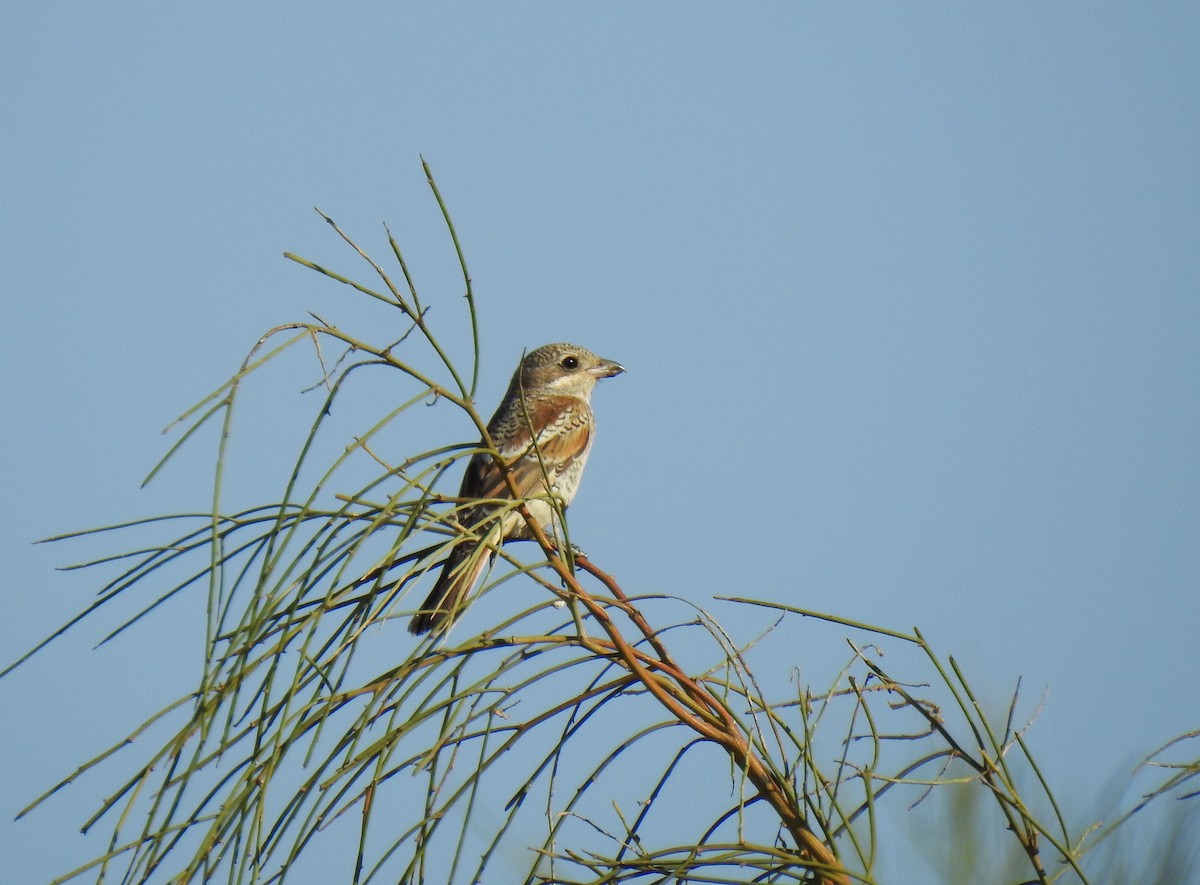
[513,342,625,399]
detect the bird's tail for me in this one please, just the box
[409,542,492,635]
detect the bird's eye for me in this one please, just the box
[560,355,579,370]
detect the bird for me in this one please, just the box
[409,342,625,635]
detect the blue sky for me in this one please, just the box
[3,3,1198,882]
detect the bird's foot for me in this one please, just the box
[545,537,588,560]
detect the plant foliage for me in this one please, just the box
[7,164,1197,885]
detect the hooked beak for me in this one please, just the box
[589,358,626,379]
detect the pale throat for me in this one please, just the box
[540,374,595,397]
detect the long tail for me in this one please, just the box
[409,542,492,635]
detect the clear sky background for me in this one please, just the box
[3,4,1198,883]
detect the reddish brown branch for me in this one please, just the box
[522,521,850,885]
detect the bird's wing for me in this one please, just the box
[462,395,593,501]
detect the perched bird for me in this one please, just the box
[409,342,625,635]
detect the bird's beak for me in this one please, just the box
[590,358,626,379]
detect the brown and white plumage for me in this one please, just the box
[409,343,624,635]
